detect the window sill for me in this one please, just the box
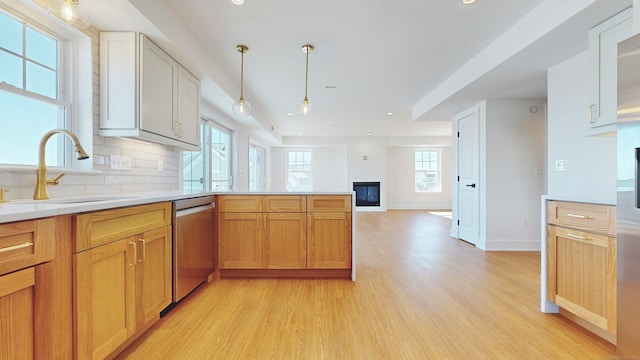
[0,164,102,175]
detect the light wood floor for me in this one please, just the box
[117,210,615,359]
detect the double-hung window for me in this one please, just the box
[249,144,265,191]
[415,150,441,192]
[0,9,69,166]
[286,150,312,192]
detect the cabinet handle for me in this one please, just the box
[567,213,593,219]
[309,214,313,231]
[129,241,137,267]
[566,232,592,241]
[264,215,267,229]
[257,214,261,230]
[0,242,33,253]
[588,104,597,123]
[138,238,146,262]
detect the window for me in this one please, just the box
[249,144,265,191]
[0,9,69,166]
[415,150,441,192]
[182,120,232,193]
[287,150,312,192]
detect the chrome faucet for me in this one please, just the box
[33,129,90,200]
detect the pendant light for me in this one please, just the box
[232,45,251,116]
[43,0,90,29]
[298,44,314,115]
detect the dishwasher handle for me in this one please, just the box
[176,203,214,218]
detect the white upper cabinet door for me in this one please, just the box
[587,8,633,134]
[177,66,201,148]
[140,36,178,140]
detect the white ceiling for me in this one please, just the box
[81,0,632,143]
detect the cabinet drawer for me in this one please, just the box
[307,195,352,213]
[218,195,262,212]
[74,202,171,252]
[547,201,615,235]
[263,196,306,213]
[0,218,55,275]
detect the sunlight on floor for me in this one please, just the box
[428,211,452,219]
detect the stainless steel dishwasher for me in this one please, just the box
[172,195,216,302]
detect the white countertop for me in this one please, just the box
[0,191,354,224]
[543,195,616,206]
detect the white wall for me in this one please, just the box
[347,137,387,212]
[484,99,546,250]
[547,52,617,204]
[270,146,347,192]
[386,146,452,210]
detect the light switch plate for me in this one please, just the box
[110,155,132,170]
[555,160,568,172]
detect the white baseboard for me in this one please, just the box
[484,240,541,251]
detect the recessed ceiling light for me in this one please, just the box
[386,112,393,116]
[366,133,372,136]
[463,0,476,4]
[287,112,293,116]
[231,0,244,4]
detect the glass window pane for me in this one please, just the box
[26,61,57,98]
[0,89,63,166]
[0,50,23,88]
[0,12,22,54]
[26,27,58,69]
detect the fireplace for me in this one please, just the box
[353,182,380,207]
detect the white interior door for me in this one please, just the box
[457,110,480,245]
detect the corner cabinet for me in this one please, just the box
[587,8,633,134]
[546,201,616,341]
[99,32,201,150]
[73,202,172,360]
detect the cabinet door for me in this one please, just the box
[75,238,136,360]
[177,66,200,147]
[135,226,172,327]
[588,9,633,131]
[218,213,262,269]
[0,267,35,359]
[264,213,306,269]
[547,226,616,334]
[307,213,352,269]
[140,35,178,139]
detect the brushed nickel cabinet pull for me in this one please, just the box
[588,104,597,123]
[264,215,267,229]
[129,241,137,267]
[0,242,33,253]
[567,213,593,219]
[257,214,261,230]
[566,233,592,241]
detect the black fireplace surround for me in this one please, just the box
[353,182,380,207]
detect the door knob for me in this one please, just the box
[466,183,476,188]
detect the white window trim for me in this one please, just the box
[415,149,442,193]
[0,2,93,170]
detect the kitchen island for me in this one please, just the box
[0,191,355,360]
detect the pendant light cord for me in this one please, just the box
[304,47,309,100]
[240,49,245,99]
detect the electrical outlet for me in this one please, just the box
[158,160,164,172]
[110,155,132,170]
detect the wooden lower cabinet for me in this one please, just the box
[218,212,262,269]
[264,213,307,269]
[0,267,36,360]
[308,212,352,269]
[74,204,172,360]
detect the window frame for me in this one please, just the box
[286,149,312,192]
[0,3,92,170]
[249,143,265,192]
[414,149,442,193]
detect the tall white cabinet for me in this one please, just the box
[100,32,200,150]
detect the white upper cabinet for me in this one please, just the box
[99,32,200,150]
[587,8,633,135]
